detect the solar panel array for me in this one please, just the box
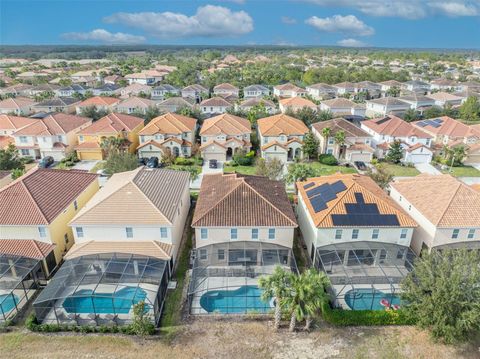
[305,180,347,214]
[375,117,390,125]
[416,118,444,128]
[331,192,400,226]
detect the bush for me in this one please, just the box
[174,157,195,166]
[21,156,35,164]
[318,154,338,166]
[233,149,254,166]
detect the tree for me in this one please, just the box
[317,110,333,122]
[11,168,25,180]
[386,86,400,97]
[403,108,419,122]
[302,132,319,160]
[301,269,330,331]
[258,266,291,330]
[285,163,318,184]
[321,127,331,154]
[386,140,403,164]
[334,130,346,159]
[401,249,480,344]
[0,144,24,171]
[100,136,130,158]
[143,106,161,124]
[130,301,155,336]
[79,105,109,121]
[367,163,394,189]
[422,106,443,119]
[294,107,319,126]
[255,157,284,180]
[459,96,480,123]
[103,152,138,176]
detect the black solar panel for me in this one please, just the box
[331,180,347,194]
[416,121,428,127]
[375,117,390,125]
[310,196,327,213]
[430,122,441,128]
[332,214,400,226]
[318,187,336,202]
[303,182,315,190]
[306,183,329,198]
[354,192,365,204]
[433,118,443,123]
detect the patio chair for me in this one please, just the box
[104,314,118,324]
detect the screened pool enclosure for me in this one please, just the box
[33,253,169,326]
[188,242,297,315]
[314,241,417,310]
[0,253,47,323]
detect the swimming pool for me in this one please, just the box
[63,286,148,314]
[0,294,19,314]
[200,285,272,314]
[344,288,401,310]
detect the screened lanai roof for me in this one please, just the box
[0,253,41,291]
[34,253,168,308]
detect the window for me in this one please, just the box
[75,227,84,238]
[452,229,460,239]
[126,227,133,238]
[201,228,208,240]
[218,249,225,261]
[468,229,475,239]
[21,149,29,156]
[396,248,406,259]
[230,228,238,240]
[79,135,84,142]
[327,149,333,154]
[268,228,276,240]
[19,136,28,143]
[199,249,207,261]
[57,135,63,142]
[252,228,259,240]
[160,227,168,238]
[64,233,69,244]
[38,227,47,238]
[400,229,408,239]
[372,229,379,239]
[328,138,334,145]
[73,200,78,211]
[335,229,342,239]
[352,229,359,239]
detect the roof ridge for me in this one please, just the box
[151,240,171,259]
[20,179,49,225]
[435,181,462,226]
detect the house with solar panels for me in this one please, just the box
[296,174,418,310]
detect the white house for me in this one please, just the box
[151,84,180,100]
[213,83,239,98]
[365,97,411,117]
[181,84,208,99]
[306,83,337,100]
[333,82,356,95]
[115,97,157,115]
[237,98,276,114]
[426,92,464,108]
[319,98,366,117]
[199,97,232,115]
[243,84,270,98]
[0,97,36,116]
[273,83,306,98]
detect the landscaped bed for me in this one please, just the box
[381,163,420,177]
[440,165,480,177]
[223,165,257,175]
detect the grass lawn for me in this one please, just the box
[381,163,420,177]
[307,162,357,175]
[441,165,480,177]
[223,165,257,175]
[89,161,105,173]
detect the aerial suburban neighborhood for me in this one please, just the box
[1,1,480,358]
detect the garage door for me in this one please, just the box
[264,152,287,163]
[139,150,161,159]
[77,150,102,161]
[408,154,431,164]
[350,153,372,163]
[203,152,226,161]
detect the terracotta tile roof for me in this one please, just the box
[362,115,432,138]
[77,113,143,135]
[312,118,371,138]
[320,98,361,108]
[13,113,91,136]
[77,96,121,107]
[65,240,172,261]
[426,92,463,102]
[139,112,196,136]
[258,114,309,136]
[0,115,38,131]
[261,140,288,151]
[0,168,98,225]
[239,98,275,108]
[274,83,304,92]
[200,96,232,107]
[214,83,238,91]
[117,96,156,108]
[0,239,55,260]
[192,173,297,227]
[279,97,317,108]
[405,143,431,152]
[200,113,251,136]
[70,167,190,226]
[74,141,101,150]
[413,116,480,138]
[136,139,165,150]
[297,174,417,228]
[0,97,35,109]
[391,174,480,227]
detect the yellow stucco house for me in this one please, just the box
[0,168,99,277]
[75,112,144,160]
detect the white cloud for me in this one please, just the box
[302,0,480,19]
[281,16,297,24]
[305,15,374,36]
[337,38,368,47]
[62,29,145,44]
[103,5,254,38]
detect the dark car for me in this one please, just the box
[209,159,218,169]
[354,161,367,171]
[38,156,54,168]
[137,157,147,166]
[146,157,159,168]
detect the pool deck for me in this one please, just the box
[332,283,401,310]
[0,288,37,322]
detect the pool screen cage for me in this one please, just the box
[188,241,297,315]
[33,253,168,326]
[314,241,417,310]
[0,253,46,323]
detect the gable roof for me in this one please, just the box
[257,114,309,136]
[413,116,480,138]
[70,167,190,226]
[0,97,36,109]
[239,98,275,108]
[214,83,239,91]
[279,97,317,108]
[33,97,80,107]
[157,97,194,108]
[200,97,232,107]
[77,113,144,135]
[0,168,98,225]
[192,173,297,227]
[77,96,121,107]
[320,98,360,108]
[0,114,38,131]
[362,115,432,138]
[13,113,91,136]
[0,239,55,260]
[139,112,196,136]
[200,113,251,136]
[391,174,480,227]
[117,96,156,108]
[367,97,410,107]
[312,118,371,138]
[426,92,463,102]
[297,174,416,228]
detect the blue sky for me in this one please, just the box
[1,0,480,49]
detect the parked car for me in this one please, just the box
[354,161,367,171]
[138,157,147,166]
[146,157,159,168]
[38,156,54,168]
[209,159,218,169]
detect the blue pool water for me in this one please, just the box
[345,288,401,310]
[0,294,18,314]
[200,285,272,314]
[63,287,148,314]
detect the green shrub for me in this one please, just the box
[21,156,35,164]
[175,157,195,166]
[318,154,338,166]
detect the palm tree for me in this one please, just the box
[258,266,291,331]
[334,130,346,159]
[321,127,331,154]
[302,269,330,331]
[100,136,130,158]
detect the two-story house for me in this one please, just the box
[55,84,90,98]
[75,113,144,160]
[32,97,82,114]
[243,84,270,98]
[333,82,356,96]
[237,98,276,114]
[151,84,180,100]
[273,83,306,98]
[199,97,232,116]
[257,114,309,164]
[115,97,157,115]
[278,97,317,113]
[137,112,197,161]
[390,174,480,253]
[213,83,239,98]
[306,83,337,100]
[117,83,152,99]
[75,96,121,115]
[319,98,366,117]
[312,118,374,163]
[0,97,36,115]
[0,114,39,149]
[181,84,208,99]
[125,70,166,85]
[402,80,430,94]
[12,113,92,160]
[426,92,464,108]
[365,97,411,117]
[199,113,251,162]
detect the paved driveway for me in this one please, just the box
[414,163,441,175]
[72,160,100,172]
